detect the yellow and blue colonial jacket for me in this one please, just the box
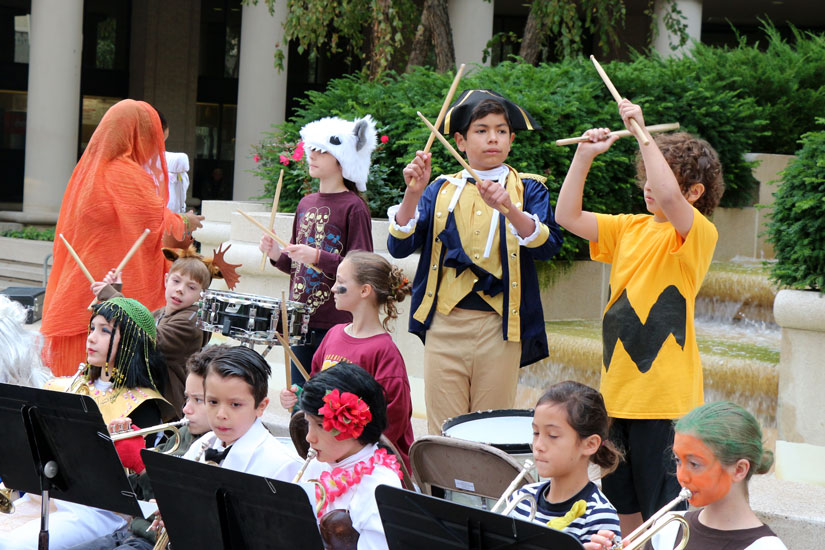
[387,166,563,367]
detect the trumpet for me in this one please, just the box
[490,459,537,521]
[111,419,189,455]
[611,487,692,550]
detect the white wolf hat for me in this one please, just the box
[299,115,378,192]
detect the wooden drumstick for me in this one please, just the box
[589,55,649,146]
[275,332,310,381]
[88,228,151,308]
[555,122,680,146]
[260,169,284,271]
[409,64,466,189]
[58,233,95,284]
[236,209,322,273]
[281,290,291,388]
[416,111,510,215]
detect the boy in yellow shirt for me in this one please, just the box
[555,99,724,533]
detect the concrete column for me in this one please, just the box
[129,0,200,193]
[448,0,494,67]
[232,1,289,201]
[22,0,83,222]
[653,0,702,57]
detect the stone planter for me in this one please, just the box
[774,289,825,446]
[0,236,53,286]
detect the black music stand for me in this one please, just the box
[142,450,324,550]
[376,485,585,550]
[0,383,143,550]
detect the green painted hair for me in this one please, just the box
[675,401,773,481]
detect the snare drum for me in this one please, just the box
[442,409,534,458]
[197,289,310,346]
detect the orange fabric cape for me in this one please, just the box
[42,99,184,376]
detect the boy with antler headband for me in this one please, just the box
[92,232,241,414]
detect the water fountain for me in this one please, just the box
[518,258,781,427]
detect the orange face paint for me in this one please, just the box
[673,433,732,507]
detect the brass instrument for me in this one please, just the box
[0,487,16,514]
[293,448,318,483]
[489,459,537,521]
[111,419,189,455]
[611,488,692,550]
[153,526,169,550]
[66,363,90,395]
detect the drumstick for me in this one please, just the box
[416,111,510,215]
[260,169,284,271]
[58,233,95,284]
[281,290,291,388]
[88,228,151,308]
[236,209,322,273]
[275,332,310,381]
[409,64,466,189]
[589,55,649,146]
[555,122,680,146]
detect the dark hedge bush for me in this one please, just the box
[767,119,825,292]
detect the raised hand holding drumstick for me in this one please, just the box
[590,55,649,146]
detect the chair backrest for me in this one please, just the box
[289,410,417,492]
[378,434,416,492]
[289,410,310,459]
[409,435,535,499]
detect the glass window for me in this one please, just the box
[0,89,26,150]
[95,16,116,70]
[220,104,236,161]
[79,95,122,152]
[13,13,28,63]
[195,102,220,160]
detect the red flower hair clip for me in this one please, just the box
[318,389,372,441]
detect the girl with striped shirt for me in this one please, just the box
[506,381,622,547]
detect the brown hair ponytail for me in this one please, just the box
[345,251,411,331]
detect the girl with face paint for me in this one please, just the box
[279,251,415,471]
[584,401,787,550]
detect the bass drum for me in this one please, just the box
[442,409,534,466]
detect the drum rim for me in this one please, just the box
[200,289,307,311]
[441,408,535,453]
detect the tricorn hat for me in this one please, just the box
[438,89,540,135]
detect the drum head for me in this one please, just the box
[442,409,533,454]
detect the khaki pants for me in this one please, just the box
[424,308,521,434]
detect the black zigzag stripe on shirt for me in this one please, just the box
[602,285,686,373]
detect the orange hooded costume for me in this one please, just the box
[42,100,185,376]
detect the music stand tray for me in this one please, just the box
[0,383,142,516]
[376,485,585,550]
[142,450,324,550]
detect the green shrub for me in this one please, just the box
[1,226,55,241]
[688,23,825,155]
[767,118,825,292]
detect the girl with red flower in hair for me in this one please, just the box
[299,361,402,550]
[280,251,414,472]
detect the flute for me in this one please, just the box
[293,448,318,483]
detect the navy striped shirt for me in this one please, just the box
[507,480,621,545]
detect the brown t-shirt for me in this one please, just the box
[273,190,373,329]
[647,510,785,550]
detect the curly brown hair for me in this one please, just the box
[635,132,724,216]
[345,251,412,331]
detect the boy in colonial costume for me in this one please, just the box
[387,90,563,434]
